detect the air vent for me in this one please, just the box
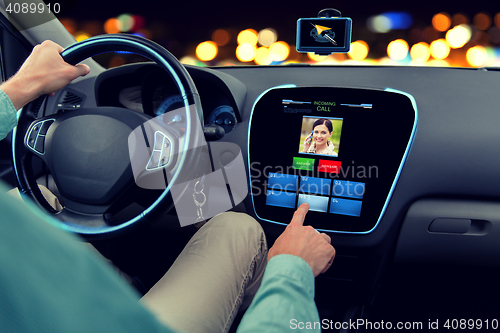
[57,89,85,109]
[62,92,82,104]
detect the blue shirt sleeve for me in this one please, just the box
[237,254,321,332]
[0,182,177,333]
[0,88,18,140]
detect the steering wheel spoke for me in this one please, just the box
[24,117,56,158]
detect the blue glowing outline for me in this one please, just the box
[247,86,418,234]
[26,36,193,235]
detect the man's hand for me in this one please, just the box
[268,203,335,277]
[1,40,90,110]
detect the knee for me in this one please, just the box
[208,212,266,247]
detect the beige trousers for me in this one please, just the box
[140,212,268,333]
[8,186,267,332]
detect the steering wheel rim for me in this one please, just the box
[12,34,204,238]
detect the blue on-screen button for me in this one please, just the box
[331,180,365,199]
[297,194,329,213]
[299,176,332,195]
[329,198,362,217]
[266,190,297,209]
[268,173,298,192]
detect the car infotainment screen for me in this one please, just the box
[248,87,417,233]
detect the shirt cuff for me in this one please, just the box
[266,254,315,298]
[0,89,18,141]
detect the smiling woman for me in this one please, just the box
[300,117,342,157]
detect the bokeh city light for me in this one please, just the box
[466,46,488,67]
[62,9,500,68]
[258,28,278,47]
[75,31,90,42]
[212,29,231,46]
[117,14,134,32]
[307,52,328,62]
[236,43,256,62]
[196,41,218,62]
[348,40,369,61]
[432,13,451,32]
[410,42,431,62]
[103,18,121,34]
[446,24,472,49]
[387,39,409,61]
[430,39,451,60]
[237,29,258,46]
[269,41,290,62]
[254,47,272,65]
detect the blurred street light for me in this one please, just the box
[387,39,409,61]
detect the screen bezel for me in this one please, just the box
[248,86,418,233]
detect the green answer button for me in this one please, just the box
[293,157,315,171]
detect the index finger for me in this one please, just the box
[289,203,310,227]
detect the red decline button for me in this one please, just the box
[318,160,342,173]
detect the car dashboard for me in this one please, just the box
[40,61,500,309]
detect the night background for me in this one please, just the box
[52,0,500,67]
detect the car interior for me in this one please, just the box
[1,3,500,332]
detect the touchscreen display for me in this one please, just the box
[249,87,417,233]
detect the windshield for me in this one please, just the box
[14,1,500,68]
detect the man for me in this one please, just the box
[0,40,335,332]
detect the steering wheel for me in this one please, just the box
[12,34,204,239]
